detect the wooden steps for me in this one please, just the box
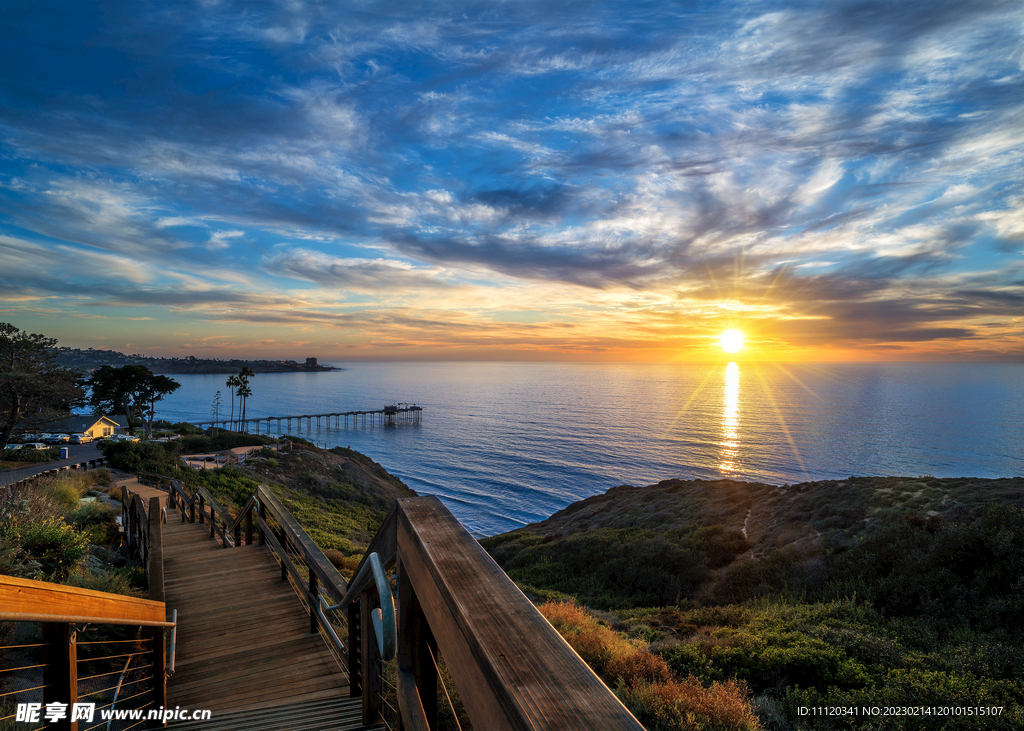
[161,520,349,714]
[167,696,383,731]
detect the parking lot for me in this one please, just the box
[0,442,105,486]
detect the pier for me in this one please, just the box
[196,402,423,433]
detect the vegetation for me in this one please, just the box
[484,477,1024,729]
[0,322,85,450]
[1,446,59,467]
[0,469,137,590]
[485,524,745,608]
[540,601,760,730]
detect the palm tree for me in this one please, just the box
[226,375,240,430]
[237,382,252,430]
[238,366,255,424]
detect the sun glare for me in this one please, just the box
[720,329,745,354]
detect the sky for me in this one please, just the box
[1,0,1022,362]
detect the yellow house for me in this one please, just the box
[37,414,127,437]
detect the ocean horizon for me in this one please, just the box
[152,361,1024,537]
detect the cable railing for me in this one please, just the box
[0,576,174,731]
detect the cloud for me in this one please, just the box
[261,248,453,290]
[1,0,1023,357]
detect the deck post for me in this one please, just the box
[361,592,383,725]
[309,572,319,634]
[148,625,168,714]
[348,601,362,700]
[42,622,77,731]
[398,557,437,731]
[258,499,267,546]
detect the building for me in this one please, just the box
[36,414,129,437]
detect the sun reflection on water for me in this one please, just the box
[719,361,740,473]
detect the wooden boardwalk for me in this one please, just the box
[161,520,349,714]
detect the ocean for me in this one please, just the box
[154,362,1024,537]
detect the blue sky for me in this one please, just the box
[1,0,1022,361]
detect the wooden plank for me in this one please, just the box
[1,574,167,624]
[396,496,644,731]
[173,631,337,672]
[171,648,339,690]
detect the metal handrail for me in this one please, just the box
[167,608,177,675]
[323,552,395,660]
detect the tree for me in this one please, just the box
[237,381,252,429]
[226,375,240,429]
[143,374,180,438]
[238,366,255,424]
[0,323,84,450]
[87,365,180,438]
[211,390,222,423]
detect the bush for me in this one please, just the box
[325,548,361,574]
[67,567,145,597]
[69,501,120,544]
[18,517,89,580]
[607,650,673,687]
[539,601,632,673]
[620,677,761,731]
[2,447,59,463]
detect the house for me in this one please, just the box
[36,414,129,438]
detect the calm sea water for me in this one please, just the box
[155,362,1024,537]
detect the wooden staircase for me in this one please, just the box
[162,521,349,714]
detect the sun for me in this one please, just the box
[719,329,745,354]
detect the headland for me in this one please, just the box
[55,347,339,374]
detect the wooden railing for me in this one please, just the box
[141,473,642,730]
[0,570,173,731]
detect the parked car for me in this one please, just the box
[21,442,48,450]
[69,433,93,444]
[44,433,70,444]
[3,444,23,451]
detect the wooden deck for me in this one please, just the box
[161,520,349,715]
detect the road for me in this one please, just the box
[0,442,105,486]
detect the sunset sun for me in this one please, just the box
[719,329,745,354]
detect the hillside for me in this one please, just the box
[482,476,1024,730]
[484,475,1024,608]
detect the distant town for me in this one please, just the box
[54,347,340,374]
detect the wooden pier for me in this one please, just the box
[197,403,422,433]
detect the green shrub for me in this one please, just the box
[2,447,59,463]
[69,501,120,544]
[18,517,89,580]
